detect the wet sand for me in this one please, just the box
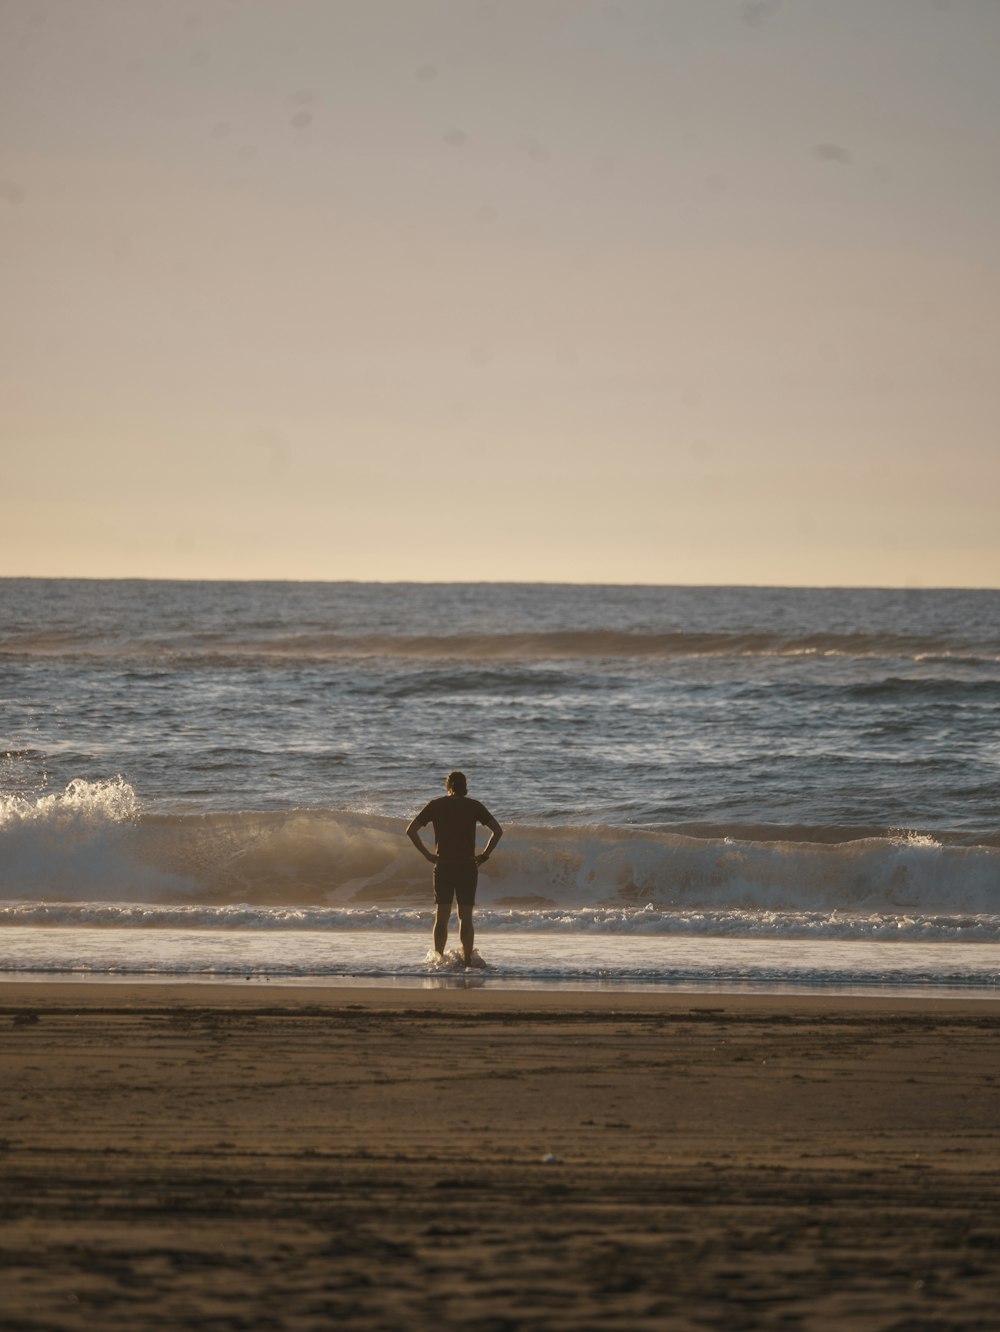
[2,983,999,1330]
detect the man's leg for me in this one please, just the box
[433,903,450,955]
[458,901,474,963]
[432,869,453,955]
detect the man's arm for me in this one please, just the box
[405,815,438,864]
[476,815,503,867]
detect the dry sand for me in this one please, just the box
[2,983,999,1330]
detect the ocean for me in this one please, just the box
[2,579,999,994]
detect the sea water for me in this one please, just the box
[2,579,999,994]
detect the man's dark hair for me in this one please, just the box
[445,770,468,796]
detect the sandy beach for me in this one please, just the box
[2,983,999,1330]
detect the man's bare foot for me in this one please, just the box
[463,952,486,970]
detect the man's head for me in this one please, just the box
[445,770,468,797]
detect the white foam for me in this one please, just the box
[0,776,138,827]
[423,947,487,971]
[2,901,999,943]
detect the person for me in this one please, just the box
[406,770,503,965]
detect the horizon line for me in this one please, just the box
[1,575,998,593]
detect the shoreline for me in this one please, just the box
[2,976,1000,1013]
[2,972,1000,1011]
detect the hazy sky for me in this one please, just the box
[3,0,998,585]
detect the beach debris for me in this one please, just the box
[541,1151,560,1165]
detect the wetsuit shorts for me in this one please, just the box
[433,860,478,909]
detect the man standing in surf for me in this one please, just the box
[406,771,503,967]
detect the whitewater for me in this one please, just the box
[2,580,999,993]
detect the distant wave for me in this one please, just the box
[2,780,998,930]
[2,628,998,664]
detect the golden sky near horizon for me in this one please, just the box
[2,0,999,586]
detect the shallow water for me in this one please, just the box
[2,927,999,997]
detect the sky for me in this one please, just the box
[2,0,999,586]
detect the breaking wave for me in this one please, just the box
[1,780,998,938]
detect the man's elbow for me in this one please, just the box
[489,820,504,838]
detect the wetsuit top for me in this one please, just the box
[413,795,494,865]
